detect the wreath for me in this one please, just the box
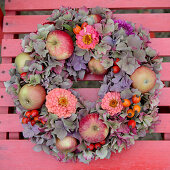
[5,7,163,164]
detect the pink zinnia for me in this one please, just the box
[46,88,77,118]
[76,25,99,49]
[101,92,123,116]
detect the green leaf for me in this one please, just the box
[117,53,140,75]
[96,146,108,159]
[144,115,153,126]
[75,46,87,56]
[42,145,50,155]
[127,35,142,50]
[33,144,42,152]
[62,24,73,32]
[134,49,147,62]
[29,74,41,85]
[146,47,157,57]
[121,89,133,99]
[116,42,130,51]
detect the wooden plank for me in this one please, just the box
[0,8,3,45]
[1,11,16,64]
[3,14,170,33]
[0,140,170,170]
[5,0,170,11]
[0,114,22,132]
[8,133,20,140]
[0,62,169,82]
[0,113,169,133]
[164,134,170,140]
[1,11,19,140]
[0,87,170,106]
[2,38,170,58]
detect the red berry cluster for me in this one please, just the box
[86,140,106,151]
[22,110,45,126]
[112,58,120,74]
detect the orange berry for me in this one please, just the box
[127,109,135,118]
[81,22,88,29]
[133,105,141,113]
[73,25,81,34]
[34,116,39,122]
[122,99,131,107]
[22,117,30,124]
[132,95,141,104]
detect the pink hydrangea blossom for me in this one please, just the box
[46,88,77,118]
[101,92,123,116]
[76,25,99,49]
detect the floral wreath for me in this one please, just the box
[5,7,163,164]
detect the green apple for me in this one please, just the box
[130,66,156,93]
[56,136,77,153]
[19,84,46,110]
[88,58,107,75]
[15,52,33,74]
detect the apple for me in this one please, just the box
[79,113,109,143]
[46,30,74,60]
[56,136,77,153]
[90,14,102,23]
[19,84,46,110]
[130,66,156,93]
[15,52,34,74]
[88,58,107,75]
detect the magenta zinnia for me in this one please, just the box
[46,88,77,118]
[101,92,123,116]
[76,25,99,49]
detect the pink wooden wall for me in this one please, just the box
[0,0,170,169]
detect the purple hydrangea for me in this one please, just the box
[67,53,88,71]
[98,70,132,98]
[109,70,133,92]
[114,20,134,35]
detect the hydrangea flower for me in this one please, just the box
[114,20,134,35]
[46,88,77,118]
[67,53,87,71]
[101,92,123,116]
[110,71,132,92]
[76,25,99,49]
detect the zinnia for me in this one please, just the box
[101,92,123,116]
[76,25,99,49]
[46,88,77,118]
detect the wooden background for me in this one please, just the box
[0,0,170,169]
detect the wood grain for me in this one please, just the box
[0,113,169,133]
[0,62,169,82]
[2,38,170,58]
[5,0,170,10]
[0,88,170,106]
[3,14,170,33]
[0,140,170,170]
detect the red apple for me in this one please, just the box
[46,30,74,60]
[90,14,102,23]
[79,113,109,143]
[88,58,107,75]
[56,136,77,153]
[19,84,46,110]
[15,52,34,74]
[130,66,156,93]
